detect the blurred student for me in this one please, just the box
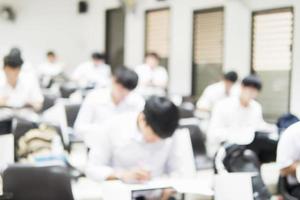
[135,52,168,97]
[72,52,111,88]
[208,75,277,158]
[277,122,300,198]
[9,47,35,73]
[86,96,184,184]
[74,67,144,147]
[0,54,44,111]
[38,51,63,78]
[196,71,238,114]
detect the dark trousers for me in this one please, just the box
[246,132,278,163]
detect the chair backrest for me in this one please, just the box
[65,104,81,128]
[41,93,57,112]
[179,118,206,155]
[0,119,13,135]
[3,165,74,200]
[278,176,298,200]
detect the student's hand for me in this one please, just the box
[120,169,151,183]
[161,189,177,200]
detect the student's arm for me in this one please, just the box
[85,126,150,183]
[196,88,212,113]
[152,68,168,89]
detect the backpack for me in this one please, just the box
[277,113,299,134]
[214,144,271,200]
[17,125,65,165]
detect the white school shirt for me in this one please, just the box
[196,81,239,112]
[85,113,185,182]
[135,64,168,97]
[74,88,145,146]
[207,97,268,156]
[38,61,63,77]
[277,122,300,185]
[0,71,44,108]
[72,62,111,88]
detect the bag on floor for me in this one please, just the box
[214,143,271,200]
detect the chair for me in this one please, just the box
[179,118,212,170]
[2,165,74,200]
[278,176,298,200]
[65,104,81,128]
[60,82,78,98]
[0,119,12,135]
[41,93,58,112]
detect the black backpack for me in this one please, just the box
[214,144,271,200]
[277,113,299,135]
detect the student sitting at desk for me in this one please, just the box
[86,96,184,184]
[38,51,64,79]
[74,66,144,147]
[208,75,277,159]
[277,122,300,198]
[196,71,238,114]
[135,52,168,97]
[72,52,111,88]
[0,54,44,111]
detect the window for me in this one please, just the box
[192,8,224,97]
[252,8,294,121]
[145,8,170,67]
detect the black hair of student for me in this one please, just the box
[143,96,179,139]
[4,54,23,69]
[145,52,160,61]
[224,71,238,83]
[47,51,55,57]
[242,75,262,91]
[113,66,139,90]
[92,52,106,61]
[9,47,22,58]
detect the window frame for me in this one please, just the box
[144,7,171,65]
[191,7,225,96]
[250,7,294,112]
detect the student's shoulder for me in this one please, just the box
[84,88,110,102]
[282,122,300,139]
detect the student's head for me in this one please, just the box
[240,75,262,103]
[111,66,139,103]
[145,52,160,68]
[47,51,56,63]
[3,54,23,86]
[138,96,179,143]
[91,52,106,66]
[223,71,238,92]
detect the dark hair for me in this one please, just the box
[9,47,21,57]
[4,54,23,69]
[113,66,138,90]
[224,71,238,83]
[145,52,160,61]
[242,75,262,91]
[47,51,55,57]
[92,52,106,61]
[143,96,179,139]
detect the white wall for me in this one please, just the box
[0,0,119,68]
[0,0,299,115]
